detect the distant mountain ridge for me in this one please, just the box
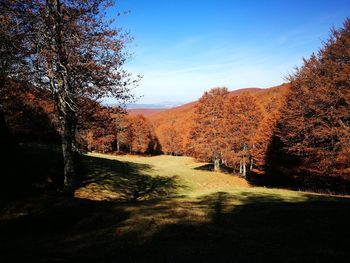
[126,86,287,117]
[126,102,185,109]
[103,101,185,110]
[149,85,288,117]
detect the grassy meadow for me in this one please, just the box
[1,144,350,262]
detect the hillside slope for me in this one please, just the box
[127,108,165,117]
[149,84,290,153]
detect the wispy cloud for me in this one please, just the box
[173,36,203,49]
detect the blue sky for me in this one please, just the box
[108,0,350,104]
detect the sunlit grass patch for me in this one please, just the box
[77,152,249,201]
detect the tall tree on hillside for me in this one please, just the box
[251,112,280,175]
[223,93,265,176]
[161,123,183,155]
[111,110,130,152]
[251,90,287,175]
[274,19,350,189]
[188,88,229,171]
[1,0,138,192]
[129,115,159,154]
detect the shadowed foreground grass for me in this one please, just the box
[1,144,350,262]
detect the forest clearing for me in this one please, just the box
[1,1,349,262]
[1,144,350,262]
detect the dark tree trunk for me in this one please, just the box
[60,115,76,192]
[0,105,11,147]
[116,133,120,152]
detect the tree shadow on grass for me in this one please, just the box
[78,155,181,201]
[1,190,350,262]
[194,163,213,171]
[0,143,180,201]
[194,163,235,174]
[125,192,350,263]
[0,143,63,199]
[0,196,132,263]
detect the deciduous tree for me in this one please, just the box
[129,115,159,154]
[161,124,183,155]
[274,19,350,190]
[188,87,229,171]
[1,0,138,192]
[223,93,265,176]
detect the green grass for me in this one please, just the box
[1,144,350,262]
[76,152,249,201]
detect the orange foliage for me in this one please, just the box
[128,108,165,117]
[160,124,183,155]
[78,110,160,155]
[188,88,229,170]
[128,115,160,154]
[149,101,196,155]
[222,93,265,176]
[150,85,289,171]
[251,85,290,174]
[273,19,350,189]
[2,82,59,142]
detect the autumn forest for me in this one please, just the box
[1,1,350,262]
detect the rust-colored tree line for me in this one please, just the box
[180,19,349,192]
[1,86,160,155]
[270,19,350,191]
[187,88,275,176]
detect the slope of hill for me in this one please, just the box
[148,84,290,154]
[127,108,165,117]
[230,87,262,94]
[149,101,197,128]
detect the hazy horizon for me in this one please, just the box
[103,84,277,107]
[103,85,278,108]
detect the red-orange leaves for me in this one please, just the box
[274,19,350,190]
[188,87,229,170]
[160,124,183,155]
[128,115,160,154]
[223,93,265,176]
